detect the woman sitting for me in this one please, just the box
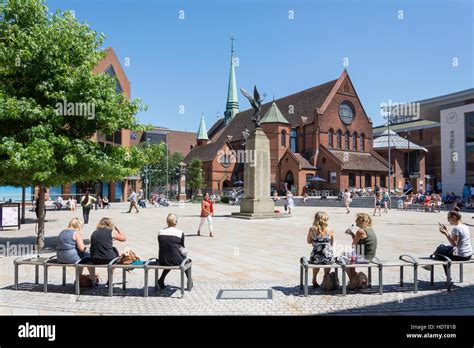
[437,211,472,264]
[157,213,191,289]
[403,193,413,210]
[345,213,378,287]
[90,217,126,265]
[306,212,335,288]
[423,194,432,212]
[57,218,94,279]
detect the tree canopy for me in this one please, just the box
[0,0,159,188]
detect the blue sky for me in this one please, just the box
[47,0,473,131]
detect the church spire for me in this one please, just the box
[197,113,209,141]
[224,35,239,126]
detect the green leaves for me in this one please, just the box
[187,158,204,191]
[0,0,152,188]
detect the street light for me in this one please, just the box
[143,137,151,200]
[382,109,393,203]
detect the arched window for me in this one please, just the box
[344,131,350,150]
[290,128,298,152]
[360,133,365,152]
[281,130,287,147]
[352,132,358,151]
[328,129,334,149]
[336,130,342,149]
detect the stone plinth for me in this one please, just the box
[232,128,287,219]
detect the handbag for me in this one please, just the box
[321,272,339,291]
[78,274,100,288]
[349,272,368,290]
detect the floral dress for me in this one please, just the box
[309,229,334,265]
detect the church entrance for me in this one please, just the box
[284,171,295,193]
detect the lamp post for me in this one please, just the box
[383,111,393,203]
[145,137,151,200]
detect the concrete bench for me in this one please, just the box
[144,257,193,298]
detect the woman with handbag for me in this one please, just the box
[306,211,335,289]
[344,213,378,289]
[57,217,95,280]
[197,193,214,237]
[80,191,96,224]
[157,213,191,289]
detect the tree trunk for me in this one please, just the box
[21,185,26,224]
[37,184,46,251]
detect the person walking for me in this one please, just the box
[197,193,214,237]
[127,189,139,213]
[343,188,352,214]
[373,192,382,216]
[80,191,96,224]
[286,191,295,215]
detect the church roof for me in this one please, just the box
[260,102,290,124]
[329,149,390,172]
[185,78,337,164]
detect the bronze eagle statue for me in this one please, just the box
[240,85,265,128]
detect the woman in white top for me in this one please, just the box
[438,210,472,261]
[286,191,295,215]
[343,188,352,214]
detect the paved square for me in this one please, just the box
[0,203,473,315]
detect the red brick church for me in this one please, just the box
[184,46,389,195]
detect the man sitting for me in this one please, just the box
[53,196,64,210]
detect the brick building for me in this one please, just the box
[184,45,389,195]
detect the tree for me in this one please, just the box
[187,158,204,198]
[0,0,159,250]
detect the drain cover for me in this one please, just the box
[217,289,272,300]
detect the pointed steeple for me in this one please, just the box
[197,114,209,141]
[224,35,239,125]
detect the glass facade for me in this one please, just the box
[466,112,474,185]
[49,185,62,199]
[114,182,123,202]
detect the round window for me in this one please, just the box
[339,102,354,125]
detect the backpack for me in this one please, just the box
[321,272,339,291]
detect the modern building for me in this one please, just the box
[373,130,427,192]
[184,44,389,195]
[131,127,196,157]
[373,88,474,195]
